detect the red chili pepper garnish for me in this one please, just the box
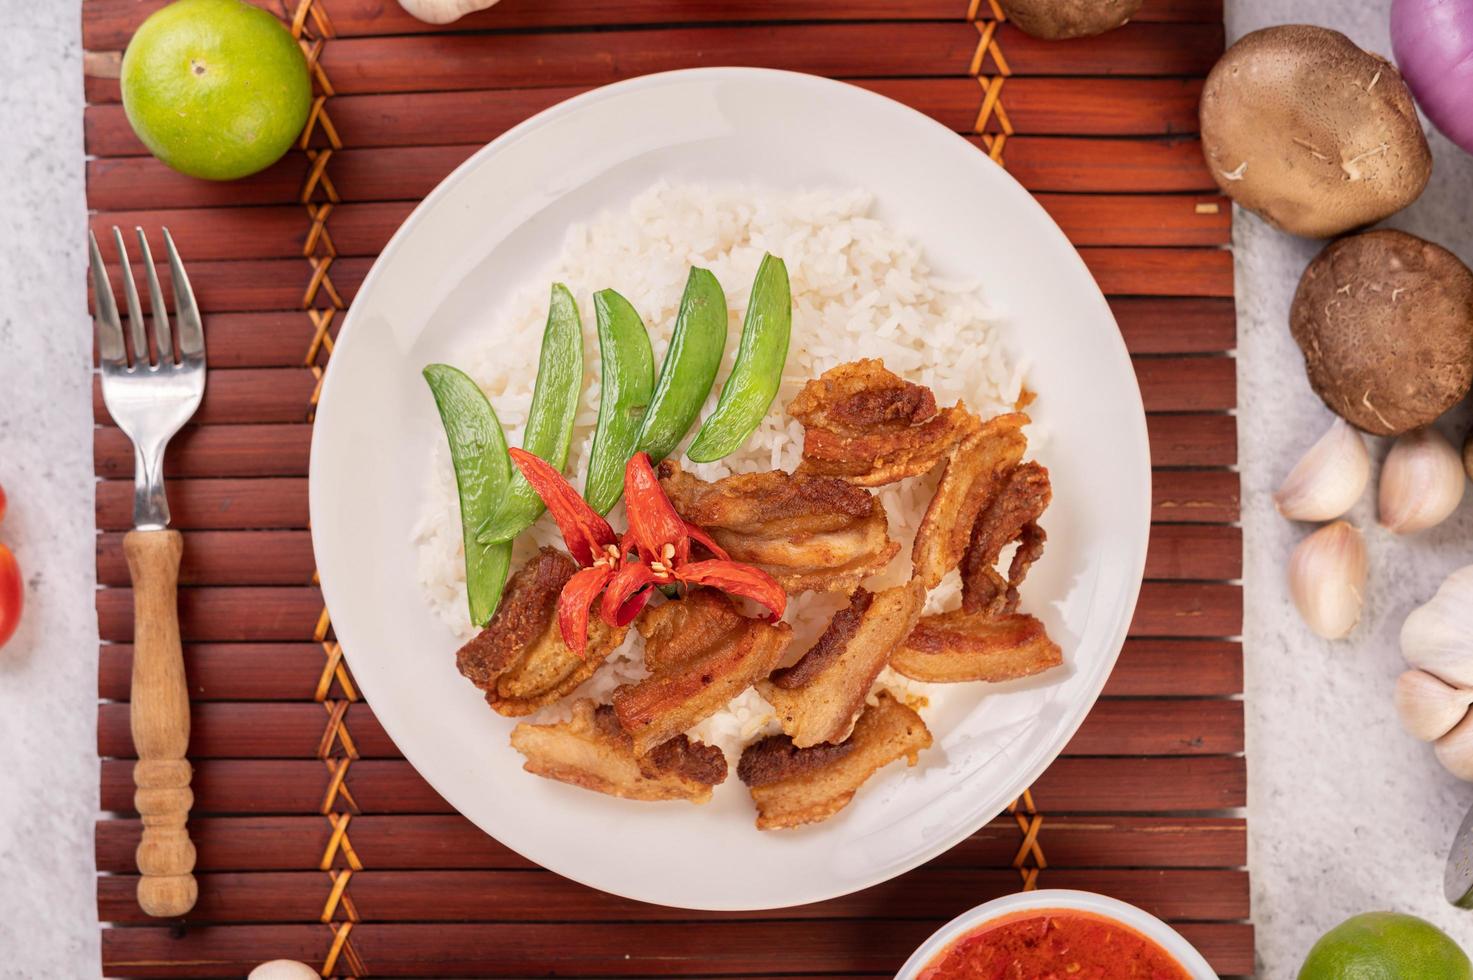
[557,563,616,656]
[508,448,617,567]
[678,559,786,622]
[622,452,691,567]
[511,450,788,654]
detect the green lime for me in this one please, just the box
[1298,911,1472,979]
[121,0,311,181]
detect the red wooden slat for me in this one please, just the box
[93,578,1241,643]
[98,756,1247,815]
[97,636,1242,702]
[96,867,1248,924]
[96,698,1243,759]
[88,136,1218,213]
[95,813,1246,872]
[94,521,1238,586]
[89,195,1227,263]
[94,468,1241,532]
[83,0,1226,51]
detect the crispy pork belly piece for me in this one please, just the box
[456,547,572,688]
[656,460,898,594]
[911,413,1030,589]
[455,547,628,718]
[510,700,727,803]
[891,608,1062,683]
[635,588,747,674]
[614,616,792,755]
[788,359,981,487]
[738,691,931,830]
[762,579,925,747]
[960,461,1052,615]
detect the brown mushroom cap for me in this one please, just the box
[1200,25,1431,238]
[997,0,1142,39]
[1290,229,1473,436]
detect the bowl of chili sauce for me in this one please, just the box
[896,889,1218,979]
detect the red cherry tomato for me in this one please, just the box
[0,543,18,648]
[0,483,17,647]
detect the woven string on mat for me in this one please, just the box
[287,1,367,975]
[280,1,1043,971]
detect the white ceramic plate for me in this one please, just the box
[310,68,1150,911]
[895,890,1218,978]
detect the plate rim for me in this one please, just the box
[309,66,1152,911]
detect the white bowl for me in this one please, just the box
[895,889,1219,979]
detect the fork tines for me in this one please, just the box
[88,226,205,372]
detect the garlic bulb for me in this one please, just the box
[1395,670,1473,741]
[248,962,318,980]
[1402,565,1473,687]
[1379,427,1466,533]
[397,0,501,24]
[1437,711,1473,781]
[1288,520,1368,639]
[1275,417,1370,521]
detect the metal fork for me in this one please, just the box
[89,227,205,919]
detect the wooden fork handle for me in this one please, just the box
[125,529,198,918]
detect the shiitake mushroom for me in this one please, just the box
[1200,25,1431,238]
[1290,229,1473,436]
[996,0,1142,39]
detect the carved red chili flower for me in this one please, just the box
[508,449,787,655]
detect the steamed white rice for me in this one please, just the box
[413,182,1024,758]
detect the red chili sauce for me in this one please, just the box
[918,908,1191,980]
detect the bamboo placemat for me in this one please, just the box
[87,0,1249,975]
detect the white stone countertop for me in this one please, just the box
[3,1,1473,977]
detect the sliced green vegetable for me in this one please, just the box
[477,283,584,544]
[686,254,791,463]
[635,267,728,464]
[422,363,513,626]
[583,289,655,514]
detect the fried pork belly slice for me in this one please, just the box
[510,700,727,803]
[738,691,931,830]
[891,608,1062,683]
[635,588,746,674]
[762,579,925,747]
[788,359,981,487]
[911,413,1030,589]
[614,616,792,756]
[656,460,899,594]
[488,616,627,717]
[456,547,573,689]
[454,547,628,718]
[961,461,1053,615]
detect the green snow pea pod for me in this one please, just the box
[422,363,512,626]
[635,267,728,464]
[477,283,584,544]
[583,288,655,514]
[686,254,791,462]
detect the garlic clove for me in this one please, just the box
[1401,565,1473,686]
[396,0,500,24]
[1288,520,1368,639]
[1275,417,1371,521]
[1395,670,1473,742]
[248,962,319,980]
[1379,427,1466,534]
[1464,428,1472,483]
[1437,710,1473,781]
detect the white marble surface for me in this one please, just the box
[3,1,1473,977]
[0,0,98,977]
